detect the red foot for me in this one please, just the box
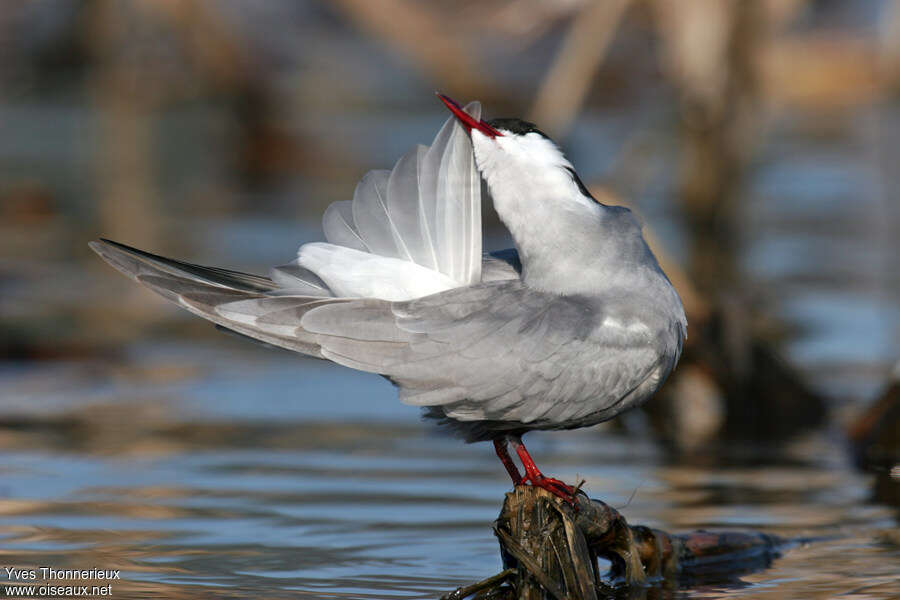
[522,473,577,504]
[493,436,579,507]
[493,439,523,485]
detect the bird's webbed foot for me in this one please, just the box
[521,473,577,505]
[494,435,580,508]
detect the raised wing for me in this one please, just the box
[279,102,484,300]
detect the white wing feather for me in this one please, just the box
[422,102,482,284]
[435,112,480,283]
[351,170,407,259]
[297,242,459,301]
[387,146,436,269]
[306,102,483,301]
[321,200,368,253]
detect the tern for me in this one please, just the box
[91,95,686,502]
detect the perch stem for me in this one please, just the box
[439,568,516,600]
[495,528,567,600]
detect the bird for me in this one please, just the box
[90,94,686,503]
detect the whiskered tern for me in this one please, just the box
[91,95,686,502]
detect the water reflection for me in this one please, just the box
[0,339,898,598]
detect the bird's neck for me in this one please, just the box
[485,180,675,307]
[505,201,614,295]
[478,164,611,294]
[472,134,675,297]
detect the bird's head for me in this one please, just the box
[437,93,596,210]
[437,94,672,300]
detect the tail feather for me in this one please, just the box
[90,238,276,293]
[89,239,339,357]
[270,263,333,297]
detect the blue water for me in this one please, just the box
[1,329,898,598]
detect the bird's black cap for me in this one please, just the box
[486,118,551,140]
[486,117,597,202]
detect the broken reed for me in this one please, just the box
[443,486,783,600]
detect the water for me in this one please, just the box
[0,329,898,598]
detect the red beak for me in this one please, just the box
[437,93,502,138]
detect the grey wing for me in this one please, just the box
[300,280,663,427]
[89,240,522,360]
[90,239,346,357]
[92,241,663,431]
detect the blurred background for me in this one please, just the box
[1,1,898,598]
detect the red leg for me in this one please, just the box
[494,438,523,485]
[509,436,576,504]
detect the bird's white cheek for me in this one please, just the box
[471,135,518,198]
[470,133,499,174]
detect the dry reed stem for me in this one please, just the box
[444,486,784,599]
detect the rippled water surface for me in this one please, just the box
[1,332,898,598]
